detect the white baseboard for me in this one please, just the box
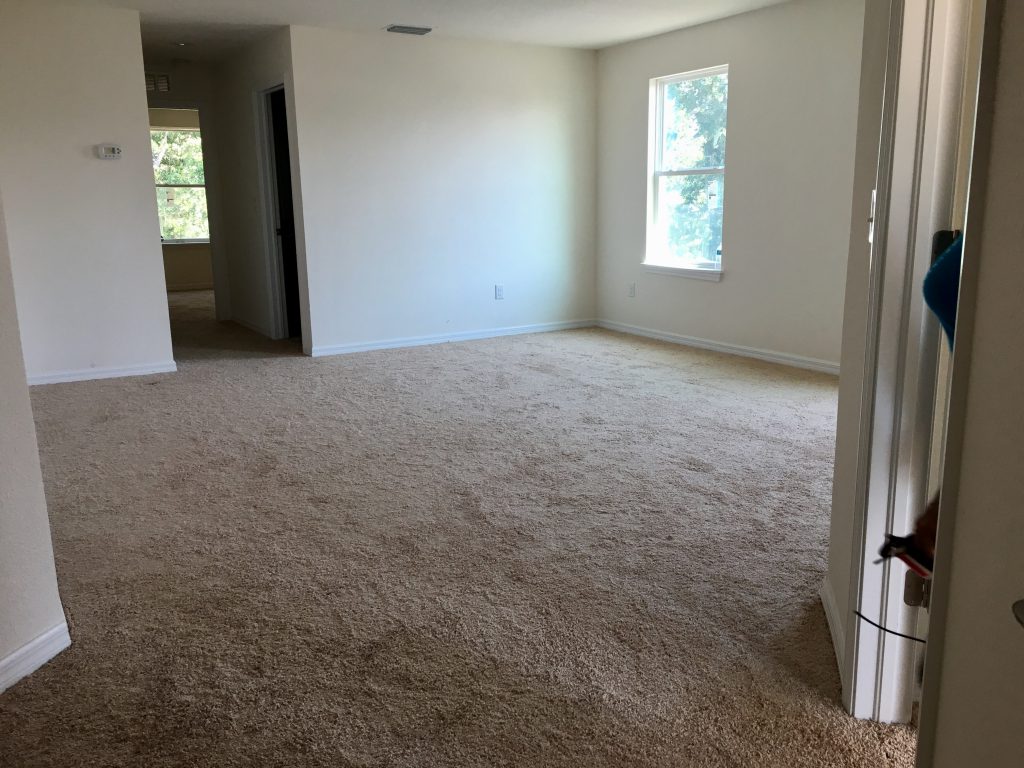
[819,577,848,692]
[311,320,595,358]
[310,319,841,375]
[0,622,71,694]
[28,361,177,386]
[596,320,840,375]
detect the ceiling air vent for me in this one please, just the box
[386,24,432,35]
[145,73,171,93]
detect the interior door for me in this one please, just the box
[837,0,973,722]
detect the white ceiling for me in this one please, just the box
[78,0,791,62]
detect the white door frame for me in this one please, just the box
[841,0,970,722]
[255,83,291,341]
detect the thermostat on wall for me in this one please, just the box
[95,144,123,160]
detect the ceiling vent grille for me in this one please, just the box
[145,73,171,93]
[386,24,432,35]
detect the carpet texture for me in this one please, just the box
[0,291,916,767]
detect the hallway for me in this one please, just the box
[167,290,302,361]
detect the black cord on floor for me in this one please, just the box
[854,610,927,644]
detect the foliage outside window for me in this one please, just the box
[151,129,210,242]
[647,66,728,272]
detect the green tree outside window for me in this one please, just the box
[151,129,210,241]
[649,69,728,270]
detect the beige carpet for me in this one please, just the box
[1,291,915,767]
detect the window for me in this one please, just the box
[646,65,728,275]
[151,128,209,242]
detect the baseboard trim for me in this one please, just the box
[0,623,71,694]
[310,319,840,374]
[819,578,848,692]
[596,320,840,375]
[28,361,178,386]
[311,320,595,358]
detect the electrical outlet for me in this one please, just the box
[628,282,637,298]
[494,284,504,300]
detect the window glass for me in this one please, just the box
[156,186,209,241]
[648,67,728,271]
[151,128,209,241]
[654,173,725,269]
[661,74,728,171]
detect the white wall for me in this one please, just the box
[821,0,891,694]
[161,243,215,291]
[287,27,597,355]
[0,189,68,689]
[0,0,175,383]
[596,0,864,369]
[209,29,300,339]
[924,1,1024,763]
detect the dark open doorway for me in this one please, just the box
[267,88,301,339]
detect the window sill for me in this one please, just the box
[161,239,211,246]
[642,263,723,282]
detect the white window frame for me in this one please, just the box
[151,127,211,245]
[645,64,728,280]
